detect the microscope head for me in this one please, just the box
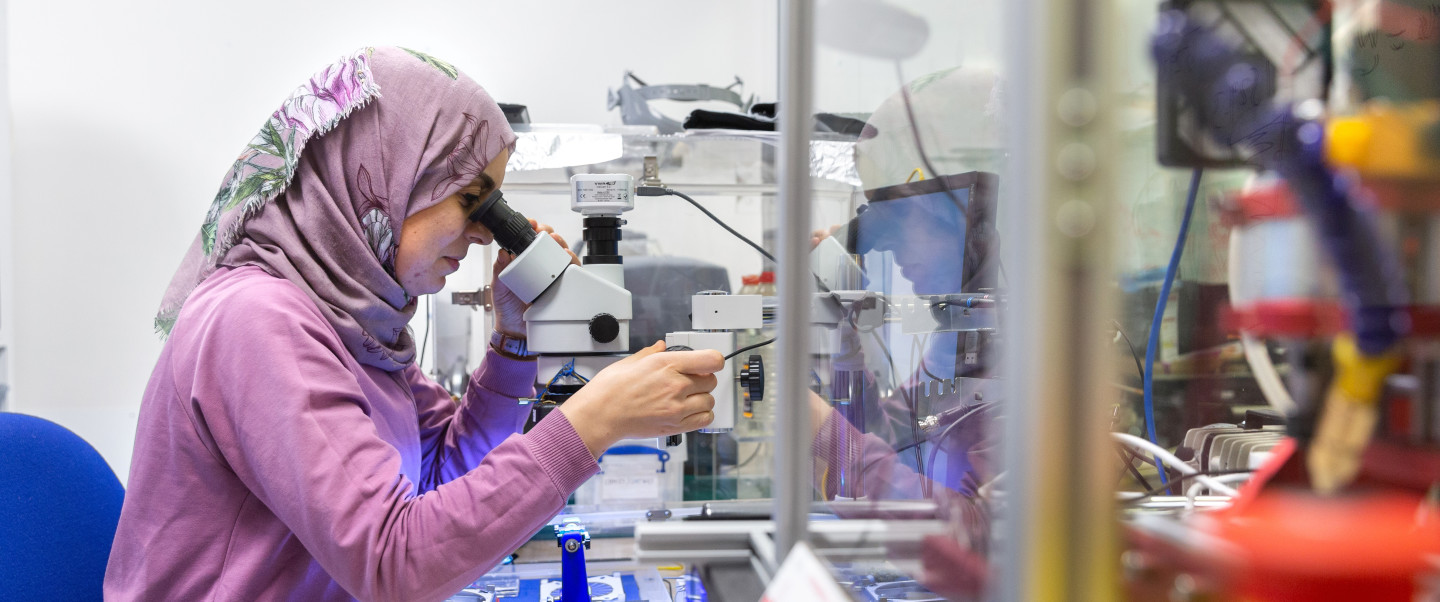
[466,188,569,304]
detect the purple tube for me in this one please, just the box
[1152,11,1409,354]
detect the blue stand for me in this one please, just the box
[555,519,591,602]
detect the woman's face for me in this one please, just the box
[394,147,510,296]
[862,199,967,294]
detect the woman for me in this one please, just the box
[105,47,721,601]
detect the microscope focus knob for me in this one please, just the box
[588,313,620,343]
[739,354,765,402]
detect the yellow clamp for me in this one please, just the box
[1326,101,1440,180]
[1331,334,1403,404]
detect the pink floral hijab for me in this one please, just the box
[156,47,516,371]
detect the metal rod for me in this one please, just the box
[501,182,855,198]
[996,0,1042,591]
[998,0,1121,597]
[773,0,815,566]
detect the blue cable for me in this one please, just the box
[542,358,588,397]
[1143,167,1203,487]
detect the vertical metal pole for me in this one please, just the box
[997,0,1121,599]
[774,0,815,565]
[996,2,1042,594]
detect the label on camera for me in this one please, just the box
[575,181,630,205]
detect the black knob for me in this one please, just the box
[739,354,765,402]
[588,313,620,343]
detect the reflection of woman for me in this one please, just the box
[806,63,1006,493]
[106,48,721,600]
[853,188,968,294]
[803,68,1004,598]
[808,188,1000,499]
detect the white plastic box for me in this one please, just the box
[572,437,684,507]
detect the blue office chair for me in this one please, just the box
[0,412,124,601]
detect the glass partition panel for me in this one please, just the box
[797,1,1009,598]
[442,1,1440,599]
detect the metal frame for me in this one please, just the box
[996,0,1123,599]
[635,518,945,580]
[766,1,1126,597]
[773,0,816,566]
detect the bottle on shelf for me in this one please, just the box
[757,271,777,297]
[738,274,760,296]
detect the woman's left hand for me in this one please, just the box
[491,219,578,338]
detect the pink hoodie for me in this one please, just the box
[106,265,599,601]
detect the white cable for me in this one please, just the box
[1228,229,1298,414]
[1242,331,1296,414]
[978,471,1006,500]
[1185,472,1250,497]
[1184,472,1252,511]
[1112,432,1241,497]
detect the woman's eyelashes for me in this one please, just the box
[459,189,491,213]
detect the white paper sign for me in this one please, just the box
[760,542,852,602]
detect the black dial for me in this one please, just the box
[588,313,620,343]
[740,354,765,401]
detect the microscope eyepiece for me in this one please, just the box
[467,189,538,255]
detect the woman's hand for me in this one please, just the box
[559,341,725,459]
[491,219,578,338]
[810,224,843,250]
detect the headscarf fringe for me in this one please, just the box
[155,53,381,338]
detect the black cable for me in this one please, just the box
[855,401,993,494]
[860,327,928,493]
[882,333,927,493]
[889,396,998,455]
[893,435,928,454]
[1116,442,1175,494]
[904,337,933,486]
[893,62,969,214]
[1116,447,1153,491]
[915,334,944,382]
[869,330,902,387]
[639,185,839,296]
[724,337,775,360]
[859,400,996,498]
[1124,469,1255,502]
[897,338,927,487]
[1113,319,1145,382]
[734,440,767,469]
[924,401,999,483]
[1117,443,1163,492]
[633,186,938,487]
[908,389,925,494]
[638,186,775,263]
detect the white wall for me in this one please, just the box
[0,0,9,412]
[7,0,992,482]
[814,0,1000,113]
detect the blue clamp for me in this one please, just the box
[555,519,591,602]
[599,445,672,473]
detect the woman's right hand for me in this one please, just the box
[810,224,843,249]
[558,341,724,459]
